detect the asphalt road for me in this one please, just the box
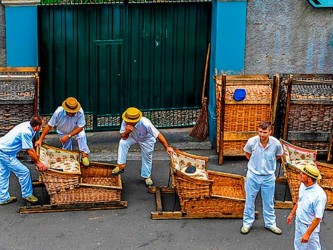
[1,156,332,250]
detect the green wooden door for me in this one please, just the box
[38,3,211,130]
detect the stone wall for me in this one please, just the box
[0,4,6,66]
[245,0,333,74]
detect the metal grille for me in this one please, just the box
[96,108,201,130]
[42,108,200,131]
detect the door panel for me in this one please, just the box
[38,3,211,130]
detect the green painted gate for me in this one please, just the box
[38,3,211,131]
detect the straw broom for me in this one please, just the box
[189,43,210,141]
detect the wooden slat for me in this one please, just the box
[0,67,40,73]
[155,187,163,214]
[287,132,331,141]
[223,132,257,141]
[79,183,123,190]
[290,99,333,105]
[274,201,294,209]
[226,80,272,85]
[291,80,333,85]
[225,100,271,105]
[151,211,183,219]
[148,186,175,194]
[19,201,128,214]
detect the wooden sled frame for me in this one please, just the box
[149,186,257,220]
[19,180,128,214]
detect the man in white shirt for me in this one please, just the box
[0,115,47,205]
[113,107,174,186]
[287,164,327,250]
[35,97,90,166]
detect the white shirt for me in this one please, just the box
[120,117,160,142]
[296,182,327,232]
[243,135,283,175]
[48,106,86,134]
[0,121,35,156]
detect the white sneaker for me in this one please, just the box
[240,226,251,234]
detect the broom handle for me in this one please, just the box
[201,43,211,103]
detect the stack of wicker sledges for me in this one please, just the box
[279,74,333,158]
[279,139,333,210]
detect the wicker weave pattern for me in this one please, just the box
[288,105,333,132]
[215,74,276,160]
[0,104,34,136]
[225,85,272,103]
[42,163,122,205]
[280,74,333,155]
[170,149,246,215]
[182,197,245,214]
[0,68,39,136]
[41,171,80,195]
[284,165,300,203]
[281,140,333,207]
[173,171,212,200]
[291,141,329,151]
[39,145,122,205]
[207,171,245,199]
[222,141,246,156]
[50,187,121,205]
[224,105,271,132]
[0,79,36,101]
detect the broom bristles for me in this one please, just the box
[189,98,208,141]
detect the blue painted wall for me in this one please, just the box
[6,6,38,66]
[209,0,247,147]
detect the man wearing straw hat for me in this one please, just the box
[112,107,174,186]
[287,164,327,250]
[0,115,47,205]
[35,97,90,166]
[241,121,284,235]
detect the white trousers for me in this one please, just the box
[243,170,276,228]
[57,130,90,154]
[117,136,156,179]
[294,220,321,250]
[0,151,33,202]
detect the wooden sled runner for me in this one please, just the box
[150,149,258,219]
[19,144,127,214]
[274,139,333,210]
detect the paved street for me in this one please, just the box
[1,128,332,250]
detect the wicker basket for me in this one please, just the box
[0,67,39,136]
[280,139,333,209]
[280,74,333,156]
[215,74,279,164]
[41,162,122,205]
[170,149,246,216]
[39,144,122,205]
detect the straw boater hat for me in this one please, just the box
[298,164,322,180]
[122,107,142,123]
[62,97,81,113]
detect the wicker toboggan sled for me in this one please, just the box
[150,149,252,219]
[19,144,127,214]
[275,139,333,210]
